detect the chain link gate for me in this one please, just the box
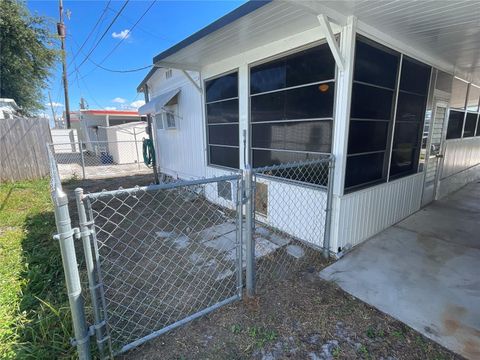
[49,144,334,358]
[75,175,244,356]
[246,156,334,290]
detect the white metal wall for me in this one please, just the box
[437,137,480,197]
[331,173,424,251]
[441,137,480,179]
[147,69,206,180]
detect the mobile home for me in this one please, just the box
[137,0,480,254]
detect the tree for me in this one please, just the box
[0,0,57,115]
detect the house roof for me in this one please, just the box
[152,0,272,65]
[137,66,158,93]
[143,0,480,84]
[136,1,272,93]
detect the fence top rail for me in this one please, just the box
[48,140,143,146]
[251,156,333,174]
[85,174,241,200]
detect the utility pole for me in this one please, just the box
[48,91,58,127]
[58,0,71,128]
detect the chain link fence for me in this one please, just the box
[49,140,152,181]
[81,176,243,354]
[250,157,333,288]
[47,149,334,358]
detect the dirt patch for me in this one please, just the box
[120,264,462,360]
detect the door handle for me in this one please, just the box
[435,154,444,159]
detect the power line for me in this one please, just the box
[70,34,154,76]
[86,62,153,74]
[68,0,112,70]
[72,0,130,75]
[98,0,157,66]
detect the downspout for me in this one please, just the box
[144,84,159,183]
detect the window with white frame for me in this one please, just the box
[345,36,432,192]
[446,81,480,139]
[155,113,164,130]
[164,110,176,129]
[249,43,335,179]
[205,71,239,169]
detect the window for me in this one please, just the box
[155,113,164,130]
[345,37,400,190]
[446,110,465,139]
[165,112,176,129]
[249,43,335,176]
[165,69,172,79]
[205,71,239,169]
[463,112,477,137]
[390,57,430,178]
[345,37,432,191]
[476,115,480,136]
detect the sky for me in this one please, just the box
[27,0,246,120]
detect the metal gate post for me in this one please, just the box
[133,130,141,169]
[52,189,91,359]
[79,141,86,180]
[323,156,335,258]
[75,188,111,358]
[244,166,255,297]
[236,177,244,299]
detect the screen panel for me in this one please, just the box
[463,112,477,138]
[250,43,336,174]
[446,110,465,139]
[205,72,239,168]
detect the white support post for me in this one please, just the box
[329,15,357,253]
[238,64,249,169]
[317,14,345,72]
[181,70,202,94]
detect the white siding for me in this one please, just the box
[437,137,480,197]
[331,173,424,251]
[255,177,328,248]
[148,69,206,180]
[441,137,480,179]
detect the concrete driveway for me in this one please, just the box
[320,182,480,359]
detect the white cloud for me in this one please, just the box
[46,101,63,107]
[112,97,127,104]
[112,29,130,40]
[104,106,117,110]
[130,100,145,109]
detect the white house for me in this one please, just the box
[137,0,480,254]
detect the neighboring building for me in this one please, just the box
[0,98,20,119]
[100,122,147,165]
[51,128,79,153]
[137,0,480,254]
[71,109,145,145]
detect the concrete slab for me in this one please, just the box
[320,182,480,359]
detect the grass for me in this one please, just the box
[0,179,75,359]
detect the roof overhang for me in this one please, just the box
[138,88,180,115]
[148,0,480,84]
[137,66,159,93]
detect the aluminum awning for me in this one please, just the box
[138,89,180,115]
